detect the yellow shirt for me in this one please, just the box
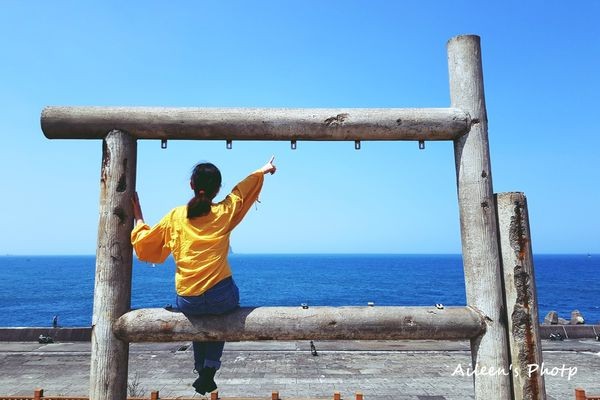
[131,170,264,296]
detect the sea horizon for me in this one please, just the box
[2,252,598,257]
[1,254,598,327]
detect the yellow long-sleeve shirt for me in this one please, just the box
[131,170,264,296]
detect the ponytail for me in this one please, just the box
[187,192,212,218]
[187,163,222,219]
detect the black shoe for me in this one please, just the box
[192,375,206,395]
[193,367,217,394]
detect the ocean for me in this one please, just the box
[0,254,598,327]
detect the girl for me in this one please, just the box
[131,157,276,394]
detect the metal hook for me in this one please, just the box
[161,139,167,149]
[226,140,232,150]
[354,140,361,150]
[291,140,297,150]
[418,140,425,150]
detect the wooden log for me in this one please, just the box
[40,106,471,141]
[447,35,512,399]
[575,389,586,400]
[90,130,137,400]
[113,306,485,342]
[496,192,547,400]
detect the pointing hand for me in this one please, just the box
[260,156,277,175]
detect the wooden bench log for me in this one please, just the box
[113,306,486,342]
[41,106,471,141]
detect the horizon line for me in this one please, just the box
[1,252,598,257]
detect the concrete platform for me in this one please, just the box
[0,340,599,399]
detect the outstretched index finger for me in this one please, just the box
[268,155,275,164]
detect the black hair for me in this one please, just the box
[187,163,222,218]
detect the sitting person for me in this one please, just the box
[131,157,276,394]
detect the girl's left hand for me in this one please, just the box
[132,192,144,224]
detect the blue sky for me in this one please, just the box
[0,1,598,255]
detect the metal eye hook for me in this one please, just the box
[419,140,425,150]
[161,139,167,149]
[354,140,361,150]
[226,140,232,150]
[291,140,297,150]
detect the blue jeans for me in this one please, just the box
[176,277,240,371]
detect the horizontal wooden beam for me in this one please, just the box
[41,106,471,141]
[113,306,486,342]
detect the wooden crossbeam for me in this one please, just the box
[113,306,485,342]
[41,106,471,141]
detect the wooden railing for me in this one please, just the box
[576,388,600,400]
[0,389,364,400]
[114,306,486,342]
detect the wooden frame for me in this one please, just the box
[41,35,545,400]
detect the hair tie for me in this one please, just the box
[198,190,205,195]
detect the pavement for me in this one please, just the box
[0,339,599,400]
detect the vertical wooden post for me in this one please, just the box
[34,389,43,400]
[447,35,512,400]
[90,130,137,400]
[151,391,159,400]
[496,192,547,400]
[575,389,587,400]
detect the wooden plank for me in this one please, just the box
[496,192,547,400]
[89,130,137,400]
[113,306,486,342]
[447,34,512,399]
[41,106,471,141]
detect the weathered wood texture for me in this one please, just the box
[41,106,471,141]
[448,35,512,399]
[496,193,547,400]
[113,306,486,342]
[90,130,136,400]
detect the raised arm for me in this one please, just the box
[226,156,277,229]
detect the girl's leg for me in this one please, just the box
[203,341,225,369]
[177,277,240,393]
[176,295,209,373]
[192,342,206,372]
[200,278,239,369]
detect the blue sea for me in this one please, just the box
[0,254,598,327]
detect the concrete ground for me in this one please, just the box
[0,340,599,399]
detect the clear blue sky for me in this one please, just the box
[0,1,598,255]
